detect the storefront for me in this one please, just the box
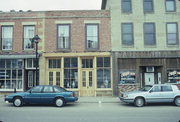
[0,55,36,93]
[41,52,113,96]
[112,51,180,95]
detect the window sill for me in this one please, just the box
[56,49,71,52]
[122,45,134,48]
[167,45,179,48]
[144,45,157,48]
[85,48,99,52]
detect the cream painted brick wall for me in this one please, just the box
[108,0,180,51]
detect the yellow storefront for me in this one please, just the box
[40,52,113,96]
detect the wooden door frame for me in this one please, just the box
[80,69,95,96]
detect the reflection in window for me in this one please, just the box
[86,24,99,49]
[122,23,134,45]
[166,23,178,45]
[0,59,23,90]
[64,58,78,88]
[144,23,156,45]
[168,70,180,83]
[49,59,61,68]
[165,0,176,12]
[144,0,154,13]
[82,59,93,68]
[23,26,35,50]
[119,71,136,84]
[57,25,70,49]
[97,57,111,88]
[1,26,13,50]
[122,0,132,13]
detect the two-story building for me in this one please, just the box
[102,0,180,95]
[0,10,112,96]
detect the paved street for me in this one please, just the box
[0,96,180,122]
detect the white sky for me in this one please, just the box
[0,0,102,11]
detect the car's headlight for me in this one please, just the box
[124,94,128,98]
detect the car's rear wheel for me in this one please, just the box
[55,98,65,107]
[174,97,180,106]
[134,97,145,107]
[13,97,23,107]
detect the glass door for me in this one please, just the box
[81,70,95,96]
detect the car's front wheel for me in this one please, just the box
[134,97,145,107]
[55,98,65,107]
[13,97,23,107]
[174,97,180,106]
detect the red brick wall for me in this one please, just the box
[44,10,111,53]
[0,10,111,54]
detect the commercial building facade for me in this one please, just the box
[102,0,180,95]
[0,10,112,96]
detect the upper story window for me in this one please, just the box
[121,23,134,45]
[165,0,176,12]
[166,23,179,45]
[143,0,154,13]
[144,23,156,45]
[23,26,35,50]
[86,24,99,50]
[122,0,132,13]
[57,24,70,50]
[1,26,13,50]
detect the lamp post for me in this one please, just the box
[32,35,41,86]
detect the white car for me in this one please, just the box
[120,84,180,107]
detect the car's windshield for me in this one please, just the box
[139,85,152,91]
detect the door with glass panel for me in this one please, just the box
[81,70,95,96]
[48,71,61,86]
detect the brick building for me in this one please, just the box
[0,10,112,96]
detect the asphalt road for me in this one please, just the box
[0,97,180,122]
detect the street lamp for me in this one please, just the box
[32,35,41,86]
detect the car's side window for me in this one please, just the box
[31,86,43,93]
[43,86,54,93]
[162,86,173,92]
[54,86,65,93]
[151,86,161,92]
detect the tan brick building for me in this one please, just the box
[0,10,112,96]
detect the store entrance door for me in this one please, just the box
[80,70,95,96]
[145,73,155,85]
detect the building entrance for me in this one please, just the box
[80,70,95,96]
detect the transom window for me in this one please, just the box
[48,59,61,68]
[166,23,179,45]
[86,24,99,49]
[143,0,154,13]
[23,26,35,50]
[122,0,132,13]
[144,23,156,45]
[165,0,176,12]
[1,26,13,50]
[82,59,93,68]
[57,24,70,49]
[122,23,134,45]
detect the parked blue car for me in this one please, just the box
[5,85,78,107]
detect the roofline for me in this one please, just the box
[101,0,107,10]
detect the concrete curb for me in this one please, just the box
[77,97,120,103]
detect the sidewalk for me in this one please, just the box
[78,96,120,103]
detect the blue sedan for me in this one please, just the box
[5,85,78,107]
